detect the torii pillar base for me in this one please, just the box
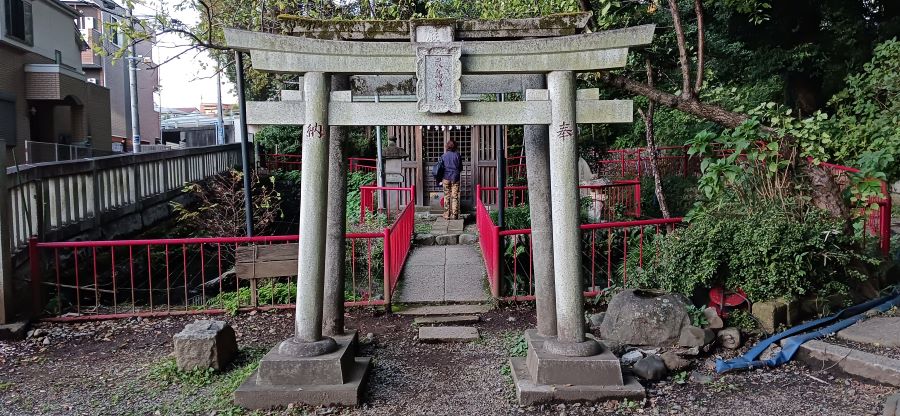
[233,331,371,408]
[509,329,644,405]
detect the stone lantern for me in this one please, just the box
[382,137,409,215]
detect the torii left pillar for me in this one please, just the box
[234,72,371,409]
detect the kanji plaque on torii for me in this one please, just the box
[416,46,462,113]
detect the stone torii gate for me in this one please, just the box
[225,17,654,408]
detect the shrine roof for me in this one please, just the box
[275,12,593,41]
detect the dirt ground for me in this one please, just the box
[0,304,896,416]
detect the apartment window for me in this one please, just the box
[109,17,121,46]
[3,0,33,45]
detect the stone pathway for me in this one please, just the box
[394,245,489,304]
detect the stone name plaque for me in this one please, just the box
[416,46,462,114]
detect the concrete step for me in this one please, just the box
[418,326,480,343]
[396,304,492,316]
[413,315,480,326]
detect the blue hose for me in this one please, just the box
[716,290,900,373]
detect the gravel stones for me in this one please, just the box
[678,326,714,348]
[633,355,668,380]
[599,289,691,347]
[717,327,741,349]
[173,320,238,371]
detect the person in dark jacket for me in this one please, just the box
[441,139,462,219]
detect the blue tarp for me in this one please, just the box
[716,290,900,373]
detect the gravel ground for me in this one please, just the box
[0,305,897,415]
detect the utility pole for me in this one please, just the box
[216,70,225,145]
[127,7,141,153]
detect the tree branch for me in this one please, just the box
[694,0,706,93]
[667,0,693,99]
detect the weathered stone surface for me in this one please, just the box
[678,326,713,348]
[702,307,724,330]
[600,289,691,347]
[620,350,643,366]
[525,329,624,386]
[415,233,436,246]
[0,321,28,341]
[510,358,645,405]
[234,357,371,409]
[458,233,478,244]
[257,333,355,386]
[447,219,464,233]
[884,393,900,416]
[589,312,606,328]
[413,315,480,325]
[838,317,900,347]
[418,326,479,342]
[717,327,741,350]
[793,340,900,387]
[173,320,238,371]
[661,351,692,371]
[753,300,787,333]
[435,234,459,245]
[396,304,492,316]
[632,355,668,380]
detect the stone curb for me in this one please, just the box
[790,339,900,387]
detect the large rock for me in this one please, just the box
[599,289,691,347]
[174,320,238,371]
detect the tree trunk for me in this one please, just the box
[694,0,706,93]
[638,60,671,218]
[667,0,694,99]
[322,75,350,337]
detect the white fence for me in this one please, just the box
[7,143,242,249]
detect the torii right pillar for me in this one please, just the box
[510,71,645,404]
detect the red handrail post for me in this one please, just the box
[493,225,501,298]
[29,237,43,318]
[881,190,892,257]
[634,181,642,218]
[382,226,392,312]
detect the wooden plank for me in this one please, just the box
[235,244,299,279]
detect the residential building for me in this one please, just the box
[62,0,160,151]
[0,0,112,165]
[199,102,233,116]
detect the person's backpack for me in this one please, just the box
[431,158,445,182]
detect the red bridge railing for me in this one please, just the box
[360,185,415,222]
[383,188,416,304]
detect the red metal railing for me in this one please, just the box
[820,161,892,256]
[264,154,377,173]
[360,186,415,222]
[30,202,416,321]
[475,185,679,300]
[383,188,416,304]
[596,146,700,179]
[478,181,642,223]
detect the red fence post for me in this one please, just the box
[634,181,642,218]
[881,191,892,257]
[29,237,42,318]
[382,227,392,311]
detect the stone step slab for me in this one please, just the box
[791,339,900,387]
[413,315,480,325]
[396,304,492,316]
[418,326,480,342]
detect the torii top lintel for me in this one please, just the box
[224,22,655,75]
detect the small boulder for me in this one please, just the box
[173,320,238,371]
[661,351,692,371]
[589,312,606,328]
[620,349,644,366]
[689,370,714,384]
[632,355,668,380]
[678,326,714,347]
[599,289,691,347]
[435,234,459,245]
[717,327,741,349]
[702,307,724,330]
[415,234,436,246]
[458,234,478,245]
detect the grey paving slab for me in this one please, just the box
[445,245,484,265]
[793,339,900,387]
[395,265,445,304]
[405,246,447,266]
[396,304,493,316]
[448,219,465,232]
[838,317,900,347]
[418,326,480,342]
[445,263,490,303]
[413,315,480,325]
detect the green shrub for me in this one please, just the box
[640,176,699,218]
[626,204,876,302]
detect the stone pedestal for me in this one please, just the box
[234,331,371,408]
[510,329,644,405]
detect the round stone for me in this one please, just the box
[277,336,338,357]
